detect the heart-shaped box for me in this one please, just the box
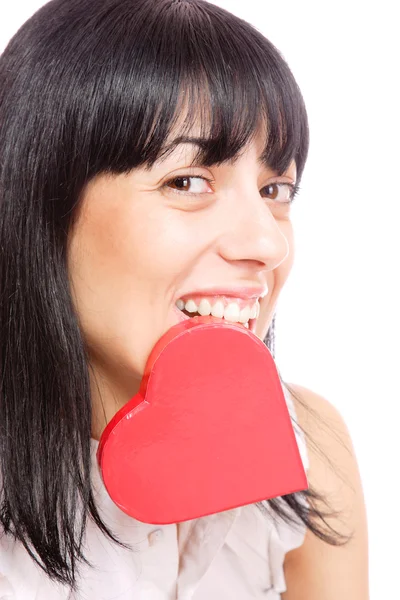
[97,316,308,524]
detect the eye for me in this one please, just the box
[261,182,299,204]
[161,175,300,204]
[162,175,214,196]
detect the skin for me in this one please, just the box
[67,128,297,440]
[67,124,369,597]
[282,383,370,599]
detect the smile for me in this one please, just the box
[175,296,261,330]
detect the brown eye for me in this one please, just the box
[262,182,296,203]
[163,175,214,195]
[265,184,280,199]
[168,177,190,191]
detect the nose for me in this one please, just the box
[216,189,290,272]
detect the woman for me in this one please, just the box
[0,0,369,598]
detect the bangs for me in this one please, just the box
[67,0,309,181]
[0,0,309,193]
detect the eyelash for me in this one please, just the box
[162,175,300,204]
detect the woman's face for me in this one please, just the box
[68,128,297,438]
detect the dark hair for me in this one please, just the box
[0,0,351,590]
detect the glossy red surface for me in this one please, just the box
[97,315,308,524]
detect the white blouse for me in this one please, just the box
[0,385,309,599]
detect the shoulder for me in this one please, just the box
[281,383,370,599]
[286,382,347,438]
[285,381,365,518]
[285,382,360,484]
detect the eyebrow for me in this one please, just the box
[155,136,269,169]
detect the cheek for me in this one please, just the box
[70,202,195,298]
[67,201,204,370]
[257,223,295,339]
[272,221,295,291]
[67,180,212,387]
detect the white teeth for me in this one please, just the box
[198,298,212,316]
[223,302,241,323]
[185,299,198,313]
[177,297,260,326]
[211,300,224,318]
[238,305,251,324]
[176,299,185,310]
[249,302,258,320]
[244,322,249,328]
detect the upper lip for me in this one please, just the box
[177,286,269,302]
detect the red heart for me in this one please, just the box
[97,316,308,524]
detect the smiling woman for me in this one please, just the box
[69,130,298,436]
[0,0,368,598]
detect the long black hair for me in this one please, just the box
[0,0,351,590]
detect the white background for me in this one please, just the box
[1,1,399,598]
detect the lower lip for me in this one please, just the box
[173,306,257,333]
